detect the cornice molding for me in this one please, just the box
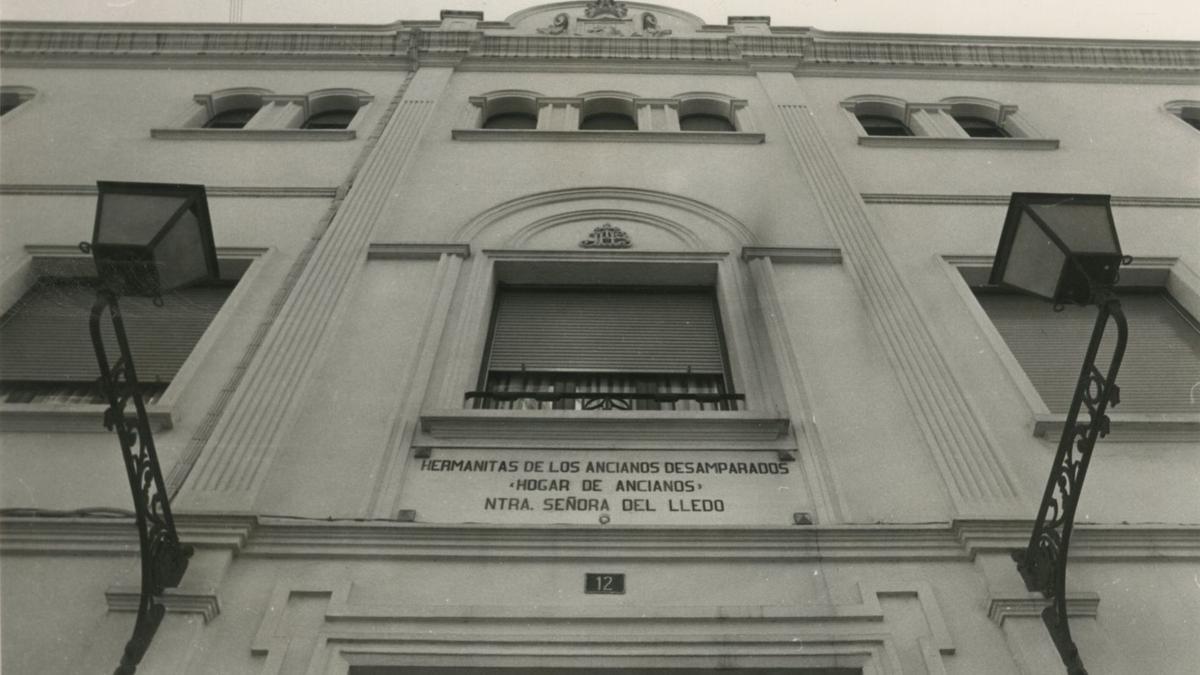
[858,136,1059,150]
[3,516,1197,561]
[150,128,355,141]
[367,242,472,260]
[0,184,339,198]
[741,246,843,263]
[1,22,1196,78]
[452,128,765,144]
[416,410,794,451]
[862,194,1200,208]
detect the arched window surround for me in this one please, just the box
[840,95,923,137]
[940,97,1028,138]
[155,87,371,139]
[840,94,1056,149]
[673,92,751,132]
[458,90,761,142]
[297,89,373,130]
[187,87,273,129]
[578,91,639,130]
[468,90,543,129]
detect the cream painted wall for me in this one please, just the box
[367,70,836,248]
[0,68,405,188]
[253,259,441,516]
[864,202,1200,521]
[801,76,1200,197]
[0,196,334,510]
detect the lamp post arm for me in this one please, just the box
[90,291,193,675]
[1013,296,1127,675]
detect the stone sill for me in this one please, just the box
[151,128,355,141]
[418,409,793,451]
[452,129,765,144]
[1033,413,1200,443]
[858,136,1059,150]
[0,403,173,433]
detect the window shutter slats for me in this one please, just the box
[0,281,229,383]
[977,291,1200,414]
[487,289,726,374]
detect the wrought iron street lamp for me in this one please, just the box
[991,192,1130,675]
[82,181,219,675]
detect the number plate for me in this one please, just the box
[585,572,625,594]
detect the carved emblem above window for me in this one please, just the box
[580,224,632,249]
[585,0,628,19]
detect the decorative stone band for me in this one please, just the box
[2,24,1197,77]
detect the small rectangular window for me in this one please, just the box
[471,286,739,411]
[0,278,233,404]
[974,289,1200,414]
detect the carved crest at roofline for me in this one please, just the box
[515,1,699,37]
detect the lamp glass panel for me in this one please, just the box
[1027,201,1117,254]
[96,193,189,246]
[153,208,211,292]
[1002,210,1067,299]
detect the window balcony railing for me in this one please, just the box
[467,372,742,411]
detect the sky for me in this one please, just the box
[0,0,1197,41]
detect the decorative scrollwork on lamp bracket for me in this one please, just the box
[1013,295,1127,675]
[91,292,193,675]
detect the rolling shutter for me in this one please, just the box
[0,279,230,383]
[486,288,726,374]
[976,290,1200,414]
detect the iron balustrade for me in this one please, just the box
[466,389,744,411]
[470,372,740,411]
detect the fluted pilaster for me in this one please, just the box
[760,72,1020,512]
[179,68,454,511]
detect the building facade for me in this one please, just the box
[1,2,1199,673]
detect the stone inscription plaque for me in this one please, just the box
[402,449,807,526]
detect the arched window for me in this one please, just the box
[301,90,370,130]
[474,92,541,130]
[941,98,1021,139]
[580,96,637,130]
[953,115,1010,138]
[842,96,918,137]
[675,95,738,132]
[204,107,259,129]
[856,114,912,137]
[197,89,269,130]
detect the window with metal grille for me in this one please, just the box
[0,278,233,404]
[470,286,740,411]
[974,289,1200,414]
